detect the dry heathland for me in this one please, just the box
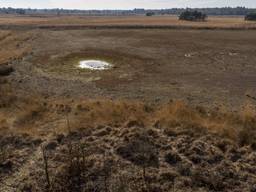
[0,15,256,30]
[0,16,256,192]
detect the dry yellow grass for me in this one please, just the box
[2,93,254,146]
[0,31,32,65]
[75,99,256,146]
[0,15,255,29]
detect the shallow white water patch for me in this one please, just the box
[78,60,112,70]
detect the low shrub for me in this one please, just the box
[245,13,256,21]
[179,11,207,21]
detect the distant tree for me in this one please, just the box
[146,12,155,16]
[16,9,25,15]
[245,12,256,21]
[179,10,207,21]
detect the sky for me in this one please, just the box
[0,0,255,9]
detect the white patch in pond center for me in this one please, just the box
[78,60,111,70]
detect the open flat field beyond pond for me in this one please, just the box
[0,15,256,29]
[0,16,256,192]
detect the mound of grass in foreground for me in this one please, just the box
[0,93,256,191]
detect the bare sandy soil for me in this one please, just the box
[0,16,256,192]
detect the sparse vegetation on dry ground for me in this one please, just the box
[0,16,255,191]
[0,15,256,30]
[0,87,256,191]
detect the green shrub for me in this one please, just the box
[245,13,256,21]
[179,11,207,21]
[146,12,155,16]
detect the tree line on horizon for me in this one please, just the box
[0,7,255,16]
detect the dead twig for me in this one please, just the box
[246,94,256,101]
[41,146,51,189]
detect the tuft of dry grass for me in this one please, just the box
[0,86,255,146]
[0,30,32,65]
[154,100,256,146]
